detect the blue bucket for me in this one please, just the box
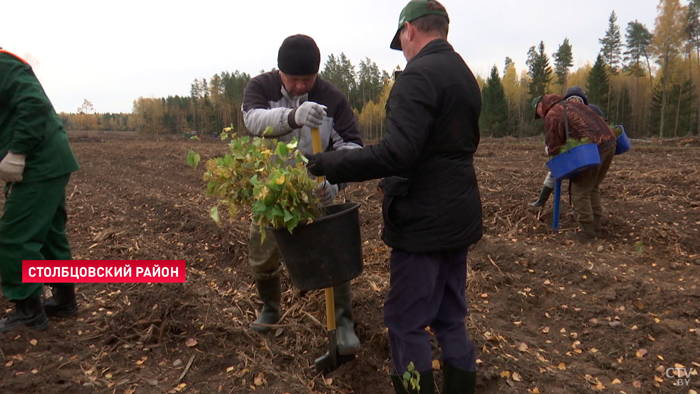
[614,126,631,155]
[546,143,601,180]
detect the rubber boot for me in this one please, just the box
[528,186,553,207]
[43,285,79,318]
[443,363,476,394]
[390,371,436,394]
[334,281,361,355]
[593,215,603,237]
[566,221,596,243]
[0,297,49,333]
[250,276,281,334]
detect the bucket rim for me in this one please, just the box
[268,201,361,232]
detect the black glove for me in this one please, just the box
[305,153,325,176]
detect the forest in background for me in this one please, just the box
[59,0,700,140]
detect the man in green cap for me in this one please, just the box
[305,1,480,393]
[0,48,81,332]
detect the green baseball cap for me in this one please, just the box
[390,0,450,50]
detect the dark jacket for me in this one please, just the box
[309,39,483,253]
[242,71,363,154]
[538,94,616,156]
[0,51,79,183]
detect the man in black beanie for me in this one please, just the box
[240,34,363,356]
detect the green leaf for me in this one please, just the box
[263,126,274,136]
[186,150,201,169]
[275,141,289,158]
[210,206,220,224]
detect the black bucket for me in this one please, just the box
[270,202,363,291]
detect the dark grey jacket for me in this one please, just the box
[310,39,483,253]
[242,71,362,154]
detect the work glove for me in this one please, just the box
[305,153,324,176]
[292,101,327,128]
[315,180,338,205]
[0,152,26,183]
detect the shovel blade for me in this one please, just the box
[315,350,355,374]
[314,329,355,374]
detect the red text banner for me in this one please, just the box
[22,260,186,283]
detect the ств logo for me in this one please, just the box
[665,366,695,387]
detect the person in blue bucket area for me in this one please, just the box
[534,86,617,242]
[528,87,609,208]
[306,1,481,392]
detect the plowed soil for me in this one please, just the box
[1,132,699,394]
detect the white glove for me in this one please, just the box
[0,152,26,183]
[294,101,327,128]
[545,146,550,155]
[315,180,338,205]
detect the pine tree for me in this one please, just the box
[587,54,609,108]
[553,38,574,93]
[480,65,510,136]
[600,11,623,74]
[526,41,553,101]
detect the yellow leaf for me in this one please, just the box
[689,390,698,394]
[530,388,540,394]
[512,372,522,382]
[185,338,198,347]
[558,363,566,370]
[226,367,234,373]
[633,380,642,388]
[432,359,441,370]
[518,342,529,352]
[5,361,13,367]
[500,370,511,378]
[654,376,664,383]
[636,349,648,358]
[31,369,38,374]
[276,174,285,185]
[590,348,598,353]
[611,379,621,385]
[648,334,656,342]
[254,372,265,386]
[658,355,665,360]
[324,377,333,385]
[29,339,38,346]
[541,327,550,334]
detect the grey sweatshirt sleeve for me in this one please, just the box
[242,107,294,137]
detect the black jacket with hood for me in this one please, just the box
[308,39,483,253]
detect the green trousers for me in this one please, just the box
[0,175,73,301]
[570,147,615,223]
[248,222,283,281]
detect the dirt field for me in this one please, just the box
[1,133,699,394]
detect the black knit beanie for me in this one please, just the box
[277,35,321,76]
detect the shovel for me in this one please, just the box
[310,127,355,374]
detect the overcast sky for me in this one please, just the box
[2,0,661,114]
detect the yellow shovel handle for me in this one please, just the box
[310,127,325,183]
[310,127,335,330]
